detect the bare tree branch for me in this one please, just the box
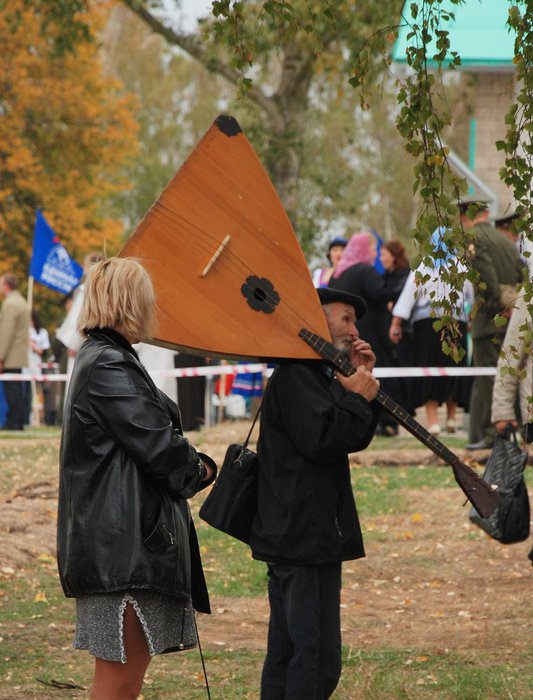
[120,0,284,130]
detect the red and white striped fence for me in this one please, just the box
[0,364,497,382]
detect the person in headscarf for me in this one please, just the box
[330,231,401,435]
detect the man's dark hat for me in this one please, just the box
[327,236,348,252]
[458,193,490,212]
[326,236,348,263]
[494,211,519,227]
[317,287,367,319]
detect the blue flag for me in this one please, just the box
[29,210,83,294]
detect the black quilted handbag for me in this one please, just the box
[469,428,530,544]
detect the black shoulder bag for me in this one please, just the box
[199,408,260,545]
[469,427,530,544]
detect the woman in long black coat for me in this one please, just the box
[329,232,400,434]
[380,239,415,415]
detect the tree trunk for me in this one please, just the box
[267,42,315,226]
[119,0,315,228]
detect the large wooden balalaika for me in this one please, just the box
[119,115,498,519]
[120,115,330,360]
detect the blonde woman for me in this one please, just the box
[57,257,216,699]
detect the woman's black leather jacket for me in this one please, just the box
[57,329,214,612]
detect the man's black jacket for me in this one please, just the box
[250,361,379,565]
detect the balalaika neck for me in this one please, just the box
[299,328,461,469]
[298,327,499,519]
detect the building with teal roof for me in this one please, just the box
[392,0,519,214]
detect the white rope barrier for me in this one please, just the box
[0,364,497,382]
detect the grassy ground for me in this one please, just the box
[0,427,531,699]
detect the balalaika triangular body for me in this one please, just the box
[120,115,330,360]
[120,114,498,518]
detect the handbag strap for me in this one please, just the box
[242,402,262,450]
[502,423,521,445]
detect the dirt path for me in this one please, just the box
[1,428,531,657]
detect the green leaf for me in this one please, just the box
[494,315,509,328]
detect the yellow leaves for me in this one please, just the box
[37,553,55,565]
[398,511,424,539]
[33,591,48,603]
[0,0,138,277]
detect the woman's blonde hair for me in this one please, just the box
[77,257,155,343]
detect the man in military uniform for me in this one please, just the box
[461,197,524,450]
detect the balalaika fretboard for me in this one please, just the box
[299,328,499,518]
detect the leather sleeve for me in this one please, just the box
[86,351,206,499]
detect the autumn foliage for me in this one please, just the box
[0,0,138,295]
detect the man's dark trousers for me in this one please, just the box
[469,335,502,445]
[3,370,25,429]
[261,562,342,700]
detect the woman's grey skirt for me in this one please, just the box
[73,590,197,663]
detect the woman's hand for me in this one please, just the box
[389,318,402,344]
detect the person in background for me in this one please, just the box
[380,239,415,416]
[57,257,217,700]
[370,228,385,275]
[494,210,531,272]
[491,292,532,442]
[231,369,263,418]
[29,310,50,369]
[250,287,380,699]
[134,343,179,404]
[312,236,347,287]
[494,210,520,247]
[380,240,410,300]
[390,230,473,436]
[462,196,524,450]
[173,353,207,430]
[25,309,51,425]
[0,273,30,430]
[55,252,104,378]
[330,231,400,435]
[491,291,533,567]
[50,292,73,425]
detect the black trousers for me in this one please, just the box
[261,562,342,700]
[3,370,25,430]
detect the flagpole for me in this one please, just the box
[27,274,34,313]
